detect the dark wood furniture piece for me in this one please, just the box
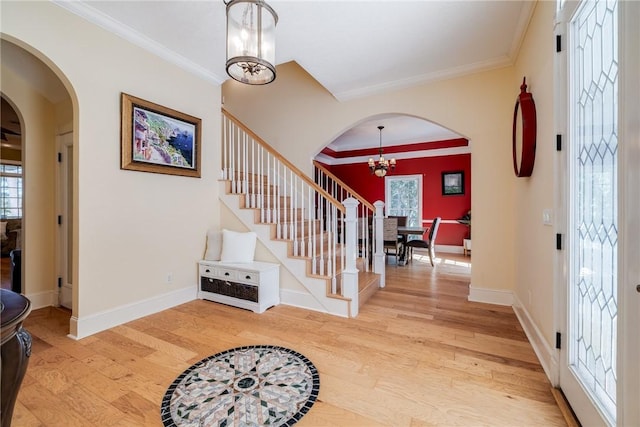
[396,226,428,265]
[405,217,442,267]
[383,217,402,264]
[1,289,32,427]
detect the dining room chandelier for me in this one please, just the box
[225,0,278,85]
[368,125,396,177]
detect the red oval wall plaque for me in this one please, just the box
[512,77,537,177]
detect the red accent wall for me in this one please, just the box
[324,154,471,246]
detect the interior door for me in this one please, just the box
[557,0,639,425]
[57,133,73,309]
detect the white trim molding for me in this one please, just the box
[68,286,196,340]
[467,285,513,306]
[25,290,57,310]
[435,244,464,254]
[52,0,225,85]
[279,289,332,315]
[512,295,559,386]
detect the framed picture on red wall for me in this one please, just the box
[442,171,464,195]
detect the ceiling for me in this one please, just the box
[55,0,535,101]
[4,1,535,156]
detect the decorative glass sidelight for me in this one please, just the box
[569,0,618,424]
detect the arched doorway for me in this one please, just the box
[314,113,472,258]
[1,38,76,317]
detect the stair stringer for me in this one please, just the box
[219,186,351,318]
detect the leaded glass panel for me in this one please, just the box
[570,0,618,423]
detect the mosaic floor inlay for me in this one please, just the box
[160,345,320,427]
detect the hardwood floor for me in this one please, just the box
[12,252,566,426]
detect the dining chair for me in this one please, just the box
[405,217,441,266]
[382,217,402,264]
[388,215,407,226]
[389,215,408,246]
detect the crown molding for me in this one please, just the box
[52,0,226,86]
[333,55,512,102]
[315,145,471,166]
[509,1,537,61]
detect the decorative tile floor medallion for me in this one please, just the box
[161,345,320,427]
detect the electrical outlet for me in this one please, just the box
[166,273,173,284]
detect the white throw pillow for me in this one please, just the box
[0,222,6,241]
[203,230,222,261]
[220,229,256,263]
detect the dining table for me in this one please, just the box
[397,226,427,265]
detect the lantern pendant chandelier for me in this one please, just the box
[225,0,278,85]
[368,125,396,177]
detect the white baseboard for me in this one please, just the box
[467,285,514,306]
[279,288,329,314]
[26,290,56,310]
[436,244,464,254]
[512,295,559,386]
[69,286,197,340]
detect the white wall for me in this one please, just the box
[2,1,221,338]
[223,61,518,298]
[511,1,557,368]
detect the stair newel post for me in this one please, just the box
[373,200,385,287]
[342,197,360,317]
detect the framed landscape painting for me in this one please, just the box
[442,171,464,195]
[121,93,201,177]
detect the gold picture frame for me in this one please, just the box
[121,93,201,177]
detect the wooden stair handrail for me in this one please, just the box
[222,108,345,213]
[313,160,375,213]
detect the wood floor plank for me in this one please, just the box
[300,401,388,427]
[10,400,44,427]
[18,383,93,427]
[11,253,566,426]
[110,391,160,426]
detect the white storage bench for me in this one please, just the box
[197,260,280,313]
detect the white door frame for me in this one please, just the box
[555,1,640,425]
[618,1,640,424]
[56,132,73,309]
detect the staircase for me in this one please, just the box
[220,110,381,318]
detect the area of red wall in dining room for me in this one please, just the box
[322,153,471,246]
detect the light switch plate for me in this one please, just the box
[542,209,553,226]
